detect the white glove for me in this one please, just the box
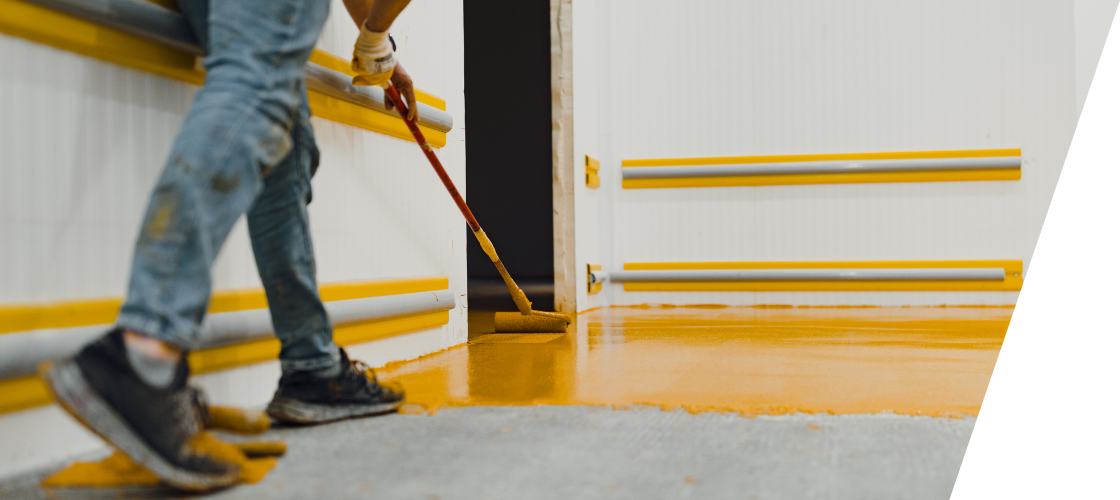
[351,24,396,86]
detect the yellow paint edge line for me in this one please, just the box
[0,0,446,146]
[0,310,451,415]
[621,148,1021,167]
[621,168,1020,189]
[0,275,448,335]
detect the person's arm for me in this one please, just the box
[342,0,411,32]
[344,0,417,121]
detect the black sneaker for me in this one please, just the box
[40,329,241,491]
[266,349,405,424]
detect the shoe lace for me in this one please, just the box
[187,386,210,427]
[350,359,378,384]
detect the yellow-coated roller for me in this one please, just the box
[493,312,569,333]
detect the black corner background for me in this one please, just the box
[464,0,554,309]
[949,9,1115,497]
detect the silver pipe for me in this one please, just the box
[22,0,454,133]
[0,290,455,379]
[609,268,1006,282]
[589,270,608,285]
[304,65,454,133]
[622,157,1021,180]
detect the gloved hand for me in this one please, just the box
[351,24,396,86]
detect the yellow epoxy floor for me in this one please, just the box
[380,306,1010,417]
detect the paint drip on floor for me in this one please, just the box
[41,406,285,489]
[41,438,285,489]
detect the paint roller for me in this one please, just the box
[383,84,571,334]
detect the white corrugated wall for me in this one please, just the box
[574,0,1094,309]
[0,0,465,478]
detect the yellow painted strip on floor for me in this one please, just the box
[621,168,1021,189]
[0,276,448,335]
[0,0,447,145]
[0,310,451,413]
[621,149,1022,167]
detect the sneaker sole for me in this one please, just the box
[266,397,402,425]
[40,360,241,491]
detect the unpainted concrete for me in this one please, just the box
[0,405,973,500]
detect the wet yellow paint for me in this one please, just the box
[379,306,1009,417]
[42,407,284,489]
[41,439,283,489]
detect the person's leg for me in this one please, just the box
[246,86,338,374]
[42,0,332,489]
[115,0,332,348]
[252,87,405,424]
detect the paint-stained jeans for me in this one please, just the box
[115,0,339,372]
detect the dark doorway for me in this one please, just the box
[463,0,554,311]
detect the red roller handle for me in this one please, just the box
[383,84,481,232]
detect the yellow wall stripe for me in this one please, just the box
[189,310,450,375]
[621,149,1021,167]
[0,276,449,335]
[307,50,446,111]
[0,0,447,146]
[0,310,451,415]
[625,260,1022,273]
[621,168,1021,189]
[0,375,52,415]
[0,0,204,84]
[623,280,1022,292]
[306,90,445,147]
[621,261,1023,292]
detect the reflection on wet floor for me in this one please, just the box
[380,306,1010,417]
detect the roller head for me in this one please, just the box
[493,312,569,333]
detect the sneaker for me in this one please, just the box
[40,329,242,491]
[266,349,405,424]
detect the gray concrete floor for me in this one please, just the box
[0,406,973,500]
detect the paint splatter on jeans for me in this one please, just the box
[116,0,338,372]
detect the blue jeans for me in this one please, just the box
[116,0,339,372]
